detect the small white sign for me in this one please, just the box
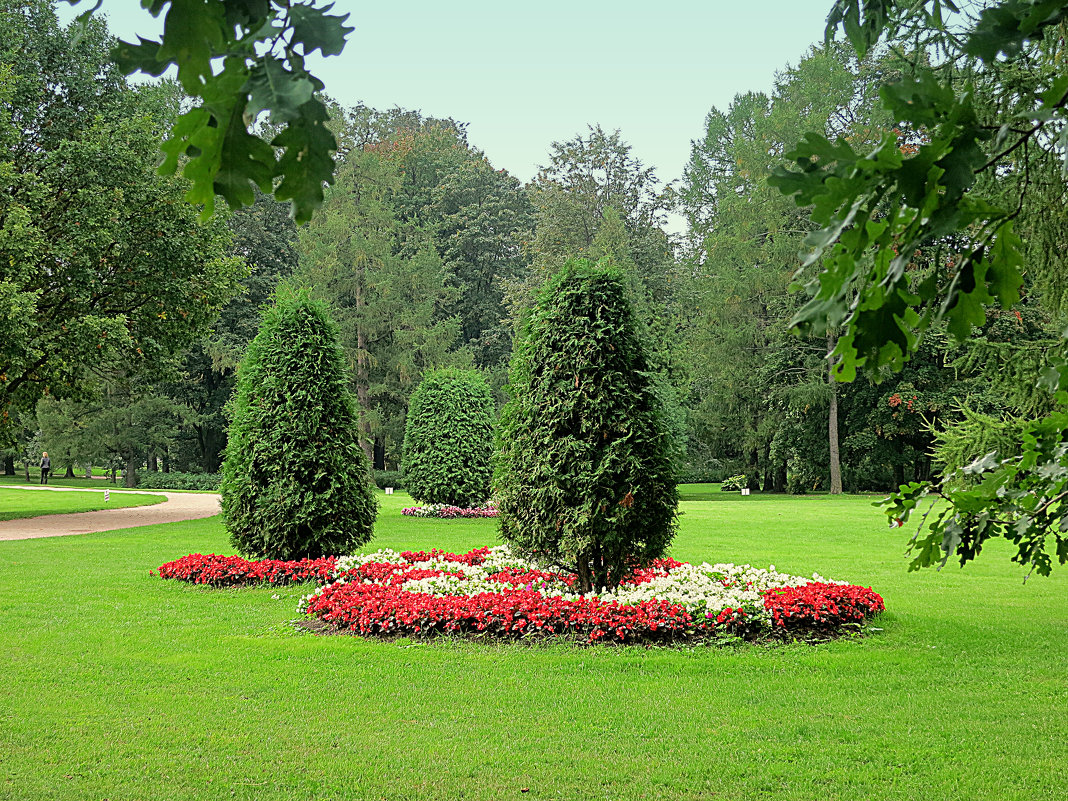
[741,488,750,496]
[385,487,394,495]
[104,489,110,502]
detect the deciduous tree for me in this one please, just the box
[0,1,242,446]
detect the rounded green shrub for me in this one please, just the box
[401,368,494,506]
[220,289,377,559]
[495,259,678,592]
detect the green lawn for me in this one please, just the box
[0,475,214,493]
[1,488,1064,800]
[0,474,122,490]
[0,487,164,521]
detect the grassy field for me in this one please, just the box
[0,487,164,521]
[0,475,212,493]
[1,474,114,490]
[1,486,1064,800]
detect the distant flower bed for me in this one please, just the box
[402,503,499,518]
[299,546,884,643]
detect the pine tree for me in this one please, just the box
[402,368,495,506]
[496,259,678,592]
[220,289,377,559]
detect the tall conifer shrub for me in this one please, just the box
[402,368,495,506]
[221,290,377,559]
[495,259,678,591]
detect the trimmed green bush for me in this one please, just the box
[401,368,494,506]
[220,290,377,559]
[495,259,678,592]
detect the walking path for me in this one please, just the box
[0,486,220,541]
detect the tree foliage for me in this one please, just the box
[298,126,465,468]
[168,191,301,472]
[220,289,377,559]
[496,259,678,592]
[0,1,243,447]
[401,368,494,506]
[68,0,353,222]
[676,44,907,492]
[771,1,1068,575]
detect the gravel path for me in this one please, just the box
[0,486,221,541]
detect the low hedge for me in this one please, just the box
[136,471,222,491]
[373,470,405,490]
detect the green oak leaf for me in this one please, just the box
[156,0,226,92]
[289,3,354,57]
[213,102,276,208]
[271,98,337,223]
[246,55,316,123]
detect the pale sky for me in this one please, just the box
[61,0,833,189]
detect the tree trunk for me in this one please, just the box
[3,455,14,476]
[163,453,170,473]
[827,332,843,495]
[576,552,593,594]
[747,448,761,491]
[373,436,385,471]
[124,455,137,488]
[196,425,225,473]
[148,453,158,472]
[892,461,905,490]
[773,461,787,493]
[355,282,373,462]
[85,464,92,479]
[761,442,773,492]
[64,464,75,479]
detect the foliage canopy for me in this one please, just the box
[772,0,1068,575]
[68,0,353,223]
[0,1,242,447]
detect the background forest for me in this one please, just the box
[2,0,1059,495]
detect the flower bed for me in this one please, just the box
[156,553,337,587]
[401,503,499,519]
[300,546,884,643]
[155,546,884,643]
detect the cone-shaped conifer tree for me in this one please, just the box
[402,368,495,506]
[495,259,678,591]
[221,289,377,558]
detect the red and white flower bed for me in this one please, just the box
[156,546,884,643]
[401,503,499,518]
[299,546,884,642]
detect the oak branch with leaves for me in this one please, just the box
[69,0,353,223]
[772,0,1068,576]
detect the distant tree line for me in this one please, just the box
[4,1,1054,503]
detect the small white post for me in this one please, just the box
[385,487,394,495]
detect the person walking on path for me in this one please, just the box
[40,452,50,485]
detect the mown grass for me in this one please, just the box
[0,475,210,493]
[0,487,164,521]
[0,474,114,490]
[1,488,1065,800]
